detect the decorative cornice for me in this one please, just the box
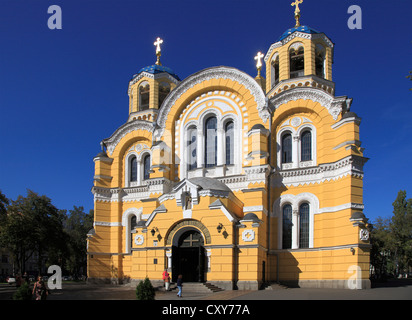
[154,66,268,140]
[264,32,334,63]
[127,71,180,95]
[272,155,368,187]
[103,120,155,156]
[269,87,349,120]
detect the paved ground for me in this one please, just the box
[1,279,411,300]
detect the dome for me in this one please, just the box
[278,25,321,41]
[242,212,260,222]
[134,64,180,81]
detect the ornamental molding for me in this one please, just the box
[242,229,255,242]
[154,66,268,140]
[103,120,155,156]
[269,87,348,120]
[92,178,172,203]
[127,71,180,95]
[264,32,334,63]
[134,234,144,245]
[272,155,368,188]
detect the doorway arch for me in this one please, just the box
[171,228,206,282]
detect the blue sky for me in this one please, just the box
[0,0,411,223]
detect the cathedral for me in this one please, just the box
[87,2,371,290]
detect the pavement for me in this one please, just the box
[1,279,411,300]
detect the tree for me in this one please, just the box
[136,277,156,300]
[370,190,412,279]
[0,189,9,219]
[390,190,412,275]
[370,216,392,278]
[0,190,67,275]
[63,206,93,277]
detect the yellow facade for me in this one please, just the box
[87,15,370,290]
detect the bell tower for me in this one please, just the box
[264,0,334,99]
[127,37,180,122]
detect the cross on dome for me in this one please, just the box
[291,0,303,27]
[254,52,264,69]
[154,37,163,53]
[154,37,163,65]
[254,52,264,77]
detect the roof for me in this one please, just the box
[278,25,321,41]
[188,177,231,192]
[135,64,181,81]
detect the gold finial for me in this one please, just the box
[254,52,264,77]
[291,0,303,27]
[154,37,163,66]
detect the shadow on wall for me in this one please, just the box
[271,251,301,288]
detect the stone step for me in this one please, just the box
[262,282,288,290]
[169,282,224,293]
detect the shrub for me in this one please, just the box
[136,277,156,300]
[13,283,32,300]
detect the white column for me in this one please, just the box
[217,128,224,166]
[292,209,299,249]
[293,135,300,168]
[137,161,142,185]
[197,130,203,169]
[166,250,172,271]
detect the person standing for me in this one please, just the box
[32,275,48,300]
[176,274,183,298]
[162,269,170,291]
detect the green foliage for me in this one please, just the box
[370,190,412,279]
[136,277,156,300]
[12,283,32,300]
[0,189,93,277]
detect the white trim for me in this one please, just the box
[179,94,242,179]
[121,207,143,254]
[155,66,268,140]
[273,192,318,249]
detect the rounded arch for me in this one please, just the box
[154,66,268,140]
[165,219,212,246]
[122,207,143,253]
[272,192,318,249]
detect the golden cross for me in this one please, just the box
[154,37,163,65]
[254,52,264,77]
[291,0,303,27]
[254,52,264,70]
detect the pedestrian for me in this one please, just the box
[32,275,48,300]
[162,269,170,291]
[22,272,30,285]
[176,274,183,298]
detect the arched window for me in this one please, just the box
[143,155,150,180]
[289,46,304,79]
[281,132,292,163]
[130,156,137,182]
[315,46,325,78]
[204,116,217,168]
[187,126,197,170]
[271,55,280,87]
[139,82,150,110]
[299,203,310,248]
[301,130,312,161]
[282,204,293,249]
[158,82,170,107]
[225,121,234,165]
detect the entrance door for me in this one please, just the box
[172,230,205,282]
